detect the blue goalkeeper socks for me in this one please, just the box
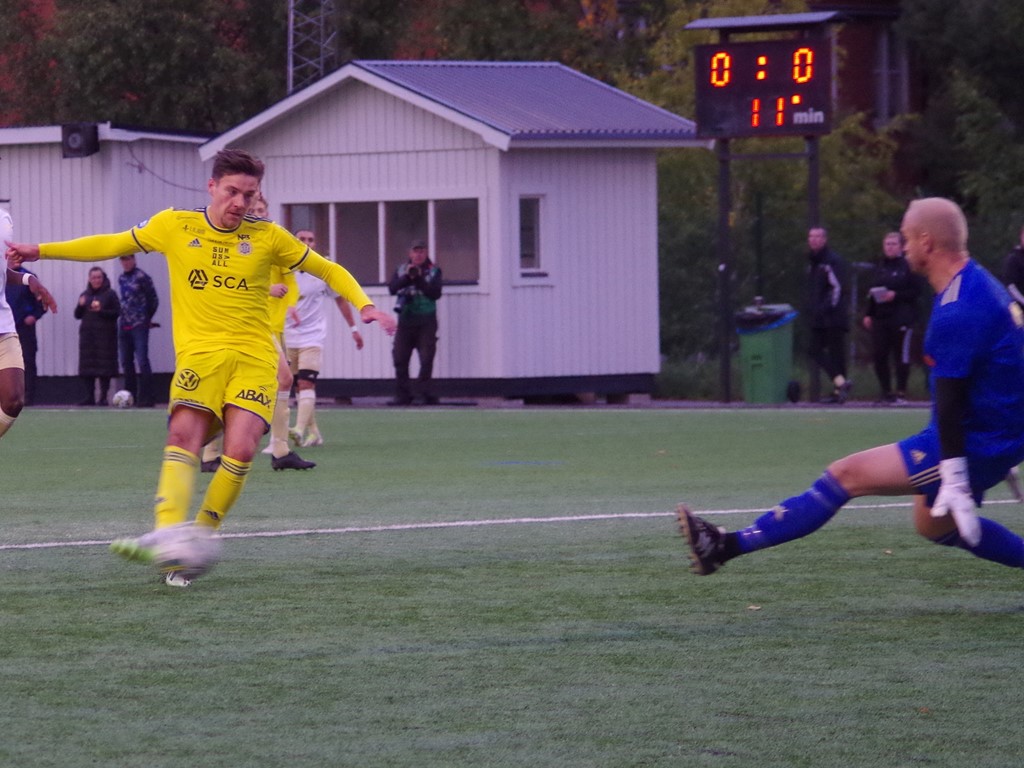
[932,518,1024,568]
[733,471,851,555]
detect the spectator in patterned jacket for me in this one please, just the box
[117,253,159,407]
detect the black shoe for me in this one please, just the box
[272,451,316,471]
[387,398,413,406]
[200,457,221,473]
[676,503,727,575]
[421,395,440,405]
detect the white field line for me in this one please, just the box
[1,498,1019,553]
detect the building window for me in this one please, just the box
[385,200,429,279]
[335,202,379,284]
[284,203,331,258]
[435,198,479,283]
[874,27,910,127]
[519,196,542,274]
[286,198,480,284]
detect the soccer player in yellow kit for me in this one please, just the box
[6,149,396,585]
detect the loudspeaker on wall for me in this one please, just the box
[61,123,100,159]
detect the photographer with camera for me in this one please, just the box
[387,239,442,405]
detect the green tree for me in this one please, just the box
[618,0,906,384]
[898,0,1024,265]
[45,0,288,132]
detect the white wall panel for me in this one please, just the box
[500,149,661,378]
[1,140,208,378]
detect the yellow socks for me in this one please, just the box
[194,456,252,529]
[154,446,199,528]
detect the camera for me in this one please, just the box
[407,266,420,279]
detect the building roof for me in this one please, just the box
[0,122,210,148]
[685,12,843,33]
[201,60,705,158]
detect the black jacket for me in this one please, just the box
[1003,246,1024,304]
[74,278,121,377]
[864,255,922,327]
[806,246,849,329]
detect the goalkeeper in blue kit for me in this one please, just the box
[680,198,1024,576]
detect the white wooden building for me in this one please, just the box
[201,61,706,400]
[0,123,210,400]
[2,62,705,402]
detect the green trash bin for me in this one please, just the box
[735,303,798,404]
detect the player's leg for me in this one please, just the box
[194,405,266,528]
[292,348,315,439]
[293,346,323,446]
[906,439,1024,567]
[0,335,27,439]
[153,404,214,528]
[914,495,1024,567]
[266,342,293,460]
[201,435,223,472]
[679,442,913,575]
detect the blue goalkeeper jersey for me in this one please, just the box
[925,259,1024,461]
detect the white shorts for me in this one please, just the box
[0,333,25,371]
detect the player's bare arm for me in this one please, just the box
[8,269,59,314]
[360,305,397,335]
[5,242,40,265]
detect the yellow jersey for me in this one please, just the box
[269,264,298,335]
[40,207,372,367]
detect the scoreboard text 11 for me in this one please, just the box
[694,38,832,139]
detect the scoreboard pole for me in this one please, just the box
[717,137,732,402]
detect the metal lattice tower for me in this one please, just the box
[287,0,339,94]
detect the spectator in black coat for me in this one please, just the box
[805,227,851,403]
[73,267,120,405]
[862,231,923,404]
[1002,224,1024,307]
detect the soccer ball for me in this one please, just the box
[149,522,223,580]
[112,389,134,408]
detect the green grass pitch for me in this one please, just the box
[2,406,1023,767]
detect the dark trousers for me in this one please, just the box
[808,326,847,382]
[870,321,912,396]
[392,316,438,402]
[15,322,37,406]
[81,376,111,405]
[119,325,154,405]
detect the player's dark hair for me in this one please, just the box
[211,149,265,182]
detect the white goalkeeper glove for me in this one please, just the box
[931,457,981,547]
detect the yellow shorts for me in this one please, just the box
[170,348,276,431]
[0,333,25,371]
